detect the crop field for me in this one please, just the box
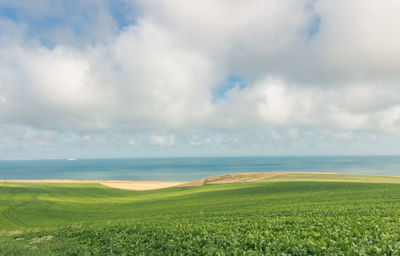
[1,173,400,255]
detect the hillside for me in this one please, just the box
[1,173,400,255]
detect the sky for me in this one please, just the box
[1,0,400,159]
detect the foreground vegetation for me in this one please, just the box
[1,173,400,255]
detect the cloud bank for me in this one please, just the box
[1,0,400,158]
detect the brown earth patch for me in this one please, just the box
[30,236,53,244]
[178,172,288,187]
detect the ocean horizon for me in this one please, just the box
[2,155,400,181]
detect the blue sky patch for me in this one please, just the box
[212,75,246,102]
[0,7,18,21]
[0,0,138,47]
[308,15,321,38]
[109,0,138,29]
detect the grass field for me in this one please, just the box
[1,173,400,255]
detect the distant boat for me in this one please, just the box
[67,158,77,161]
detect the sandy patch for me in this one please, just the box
[0,179,185,191]
[100,181,185,191]
[0,180,103,183]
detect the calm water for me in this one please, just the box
[1,156,400,181]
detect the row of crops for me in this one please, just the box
[1,180,400,255]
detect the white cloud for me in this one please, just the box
[150,135,174,146]
[2,0,400,157]
[308,0,400,84]
[288,128,299,139]
[332,132,353,141]
[128,138,138,146]
[189,135,211,147]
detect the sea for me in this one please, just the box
[1,156,400,181]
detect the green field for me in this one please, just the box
[1,173,400,255]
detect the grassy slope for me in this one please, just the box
[268,173,400,183]
[1,173,400,255]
